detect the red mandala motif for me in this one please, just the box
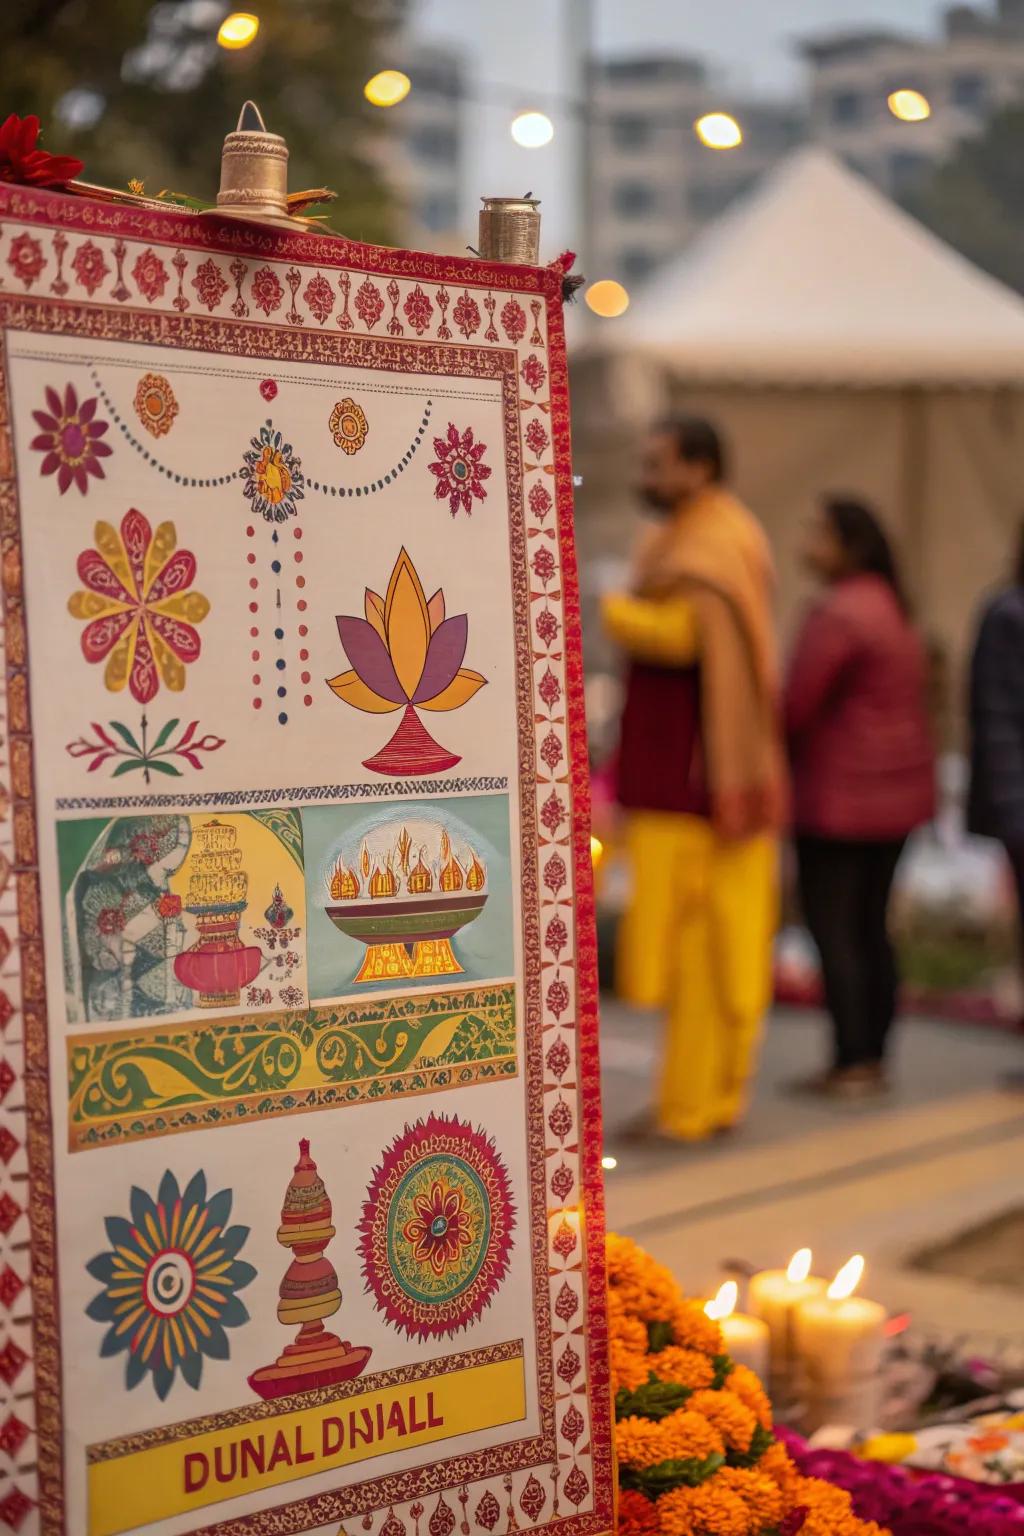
[557,1343,582,1382]
[520,1476,546,1523]
[531,546,556,584]
[132,247,168,302]
[536,608,560,647]
[546,1037,571,1078]
[192,257,228,311]
[548,1097,574,1139]
[428,1496,456,1536]
[543,852,567,896]
[520,353,547,394]
[525,418,550,459]
[475,1492,501,1531]
[251,265,284,315]
[429,422,492,516]
[359,1114,515,1341]
[528,481,554,520]
[561,1403,586,1445]
[554,1280,579,1322]
[563,1466,590,1508]
[71,239,109,296]
[538,667,561,710]
[540,729,565,771]
[304,270,334,325]
[540,791,567,835]
[403,283,434,335]
[453,289,481,338]
[7,231,45,289]
[355,277,385,330]
[553,1217,578,1260]
[500,298,527,342]
[550,1162,574,1202]
[547,978,571,1019]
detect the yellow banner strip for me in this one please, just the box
[88,1355,526,1536]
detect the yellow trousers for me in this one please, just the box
[617,812,777,1140]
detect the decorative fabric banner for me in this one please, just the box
[0,186,611,1536]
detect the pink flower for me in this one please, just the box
[192,257,228,311]
[132,247,168,302]
[71,240,109,296]
[428,423,492,516]
[7,232,44,289]
[30,382,112,495]
[251,266,284,315]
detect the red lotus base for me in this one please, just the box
[363,704,460,776]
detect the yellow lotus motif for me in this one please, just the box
[327,548,486,776]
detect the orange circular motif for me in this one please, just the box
[329,398,368,456]
[133,373,179,439]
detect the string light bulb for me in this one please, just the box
[217,12,260,49]
[888,89,931,122]
[364,70,412,108]
[695,112,743,149]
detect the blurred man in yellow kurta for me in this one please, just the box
[603,418,786,1140]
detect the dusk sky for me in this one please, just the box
[413,0,966,249]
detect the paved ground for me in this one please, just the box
[599,998,1024,1363]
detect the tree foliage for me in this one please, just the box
[906,106,1024,295]
[0,0,400,243]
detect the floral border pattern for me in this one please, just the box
[0,183,611,1536]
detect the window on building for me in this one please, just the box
[889,149,932,193]
[410,123,458,163]
[830,89,863,125]
[951,72,987,112]
[610,113,653,151]
[418,192,459,232]
[613,179,657,218]
[618,247,658,284]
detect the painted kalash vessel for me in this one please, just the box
[326,823,487,982]
[174,819,262,1006]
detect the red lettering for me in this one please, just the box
[241,1436,267,1478]
[322,1416,345,1456]
[184,1452,209,1494]
[349,1407,374,1446]
[375,1402,386,1440]
[214,1444,238,1484]
[386,1399,408,1436]
[267,1429,293,1472]
[427,1392,444,1429]
[408,1394,427,1434]
[295,1423,315,1464]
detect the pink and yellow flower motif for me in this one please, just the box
[402,1180,473,1277]
[328,547,486,775]
[68,510,210,704]
[429,422,492,517]
[30,382,112,495]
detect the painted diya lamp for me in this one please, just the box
[172,819,262,1007]
[249,1139,371,1400]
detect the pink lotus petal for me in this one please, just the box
[414,614,467,701]
[31,411,58,432]
[64,382,78,415]
[336,615,406,702]
[44,386,62,418]
[57,463,73,494]
[79,397,97,423]
[38,451,61,476]
[89,419,110,438]
[90,439,113,458]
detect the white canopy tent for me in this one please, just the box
[575,149,1024,732]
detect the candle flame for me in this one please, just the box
[828,1254,865,1301]
[704,1280,738,1322]
[787,1248,812,1284]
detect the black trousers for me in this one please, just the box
[796,835,907,1069]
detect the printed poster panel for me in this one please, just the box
[0,186,611,1536]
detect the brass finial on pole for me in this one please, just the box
[215,99,290,223]
[478,195,541,264]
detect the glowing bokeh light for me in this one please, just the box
[787,1248,813,1284]
[217,12,260,49]
[364,70,412,108]
[510,111,554,148]
[888,88,931,122]
[601,1155,618,1171]
[704,1280,738,1322]
[828,1254,866,1302]
[585,279,630,318]
[695,112,743,149]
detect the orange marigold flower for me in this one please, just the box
[725,1363,773,1429]
[645,1346,715,1392]
[758,1439,799,1491]
[688,1389,759,1454]
[657,1482,751,1536]
[657,1407,726,1464]
[610,1339,651,1395]
[615,1415,672,1469]
[608,1289,650,1353]
[790,1475,877,1536]
[606,1234,687,1326]
[668,1299,724,1358]
[714,1467,785,1529]
[617,1489,661,1536]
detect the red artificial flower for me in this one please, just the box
[0,114,83,188]
[617,1491,659,1536]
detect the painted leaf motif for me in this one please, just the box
[418,667,487,713]
[364,588,387,642]
[326,670,403,714]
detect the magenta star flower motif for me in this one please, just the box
[428,423,492,516]
[30,382,112,495]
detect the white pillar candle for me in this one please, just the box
[748,1250,828,1389]
[704,1282,770,1380]
[792,1256,887,1432]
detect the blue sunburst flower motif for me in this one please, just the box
[85,1170,255,1400]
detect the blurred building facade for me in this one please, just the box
[587,56,805,289]
[803,0,1024,197]
[385,41,465,254]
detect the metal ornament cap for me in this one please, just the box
[215,99,291,223]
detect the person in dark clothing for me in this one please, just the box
[785,497,936,1098]
[967,521,1024,976]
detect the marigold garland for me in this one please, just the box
[607,1234,889,1536]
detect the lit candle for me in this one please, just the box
[792,1256,888,1432]
[704,1281,770,1379]
[748,1249,828,1393]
